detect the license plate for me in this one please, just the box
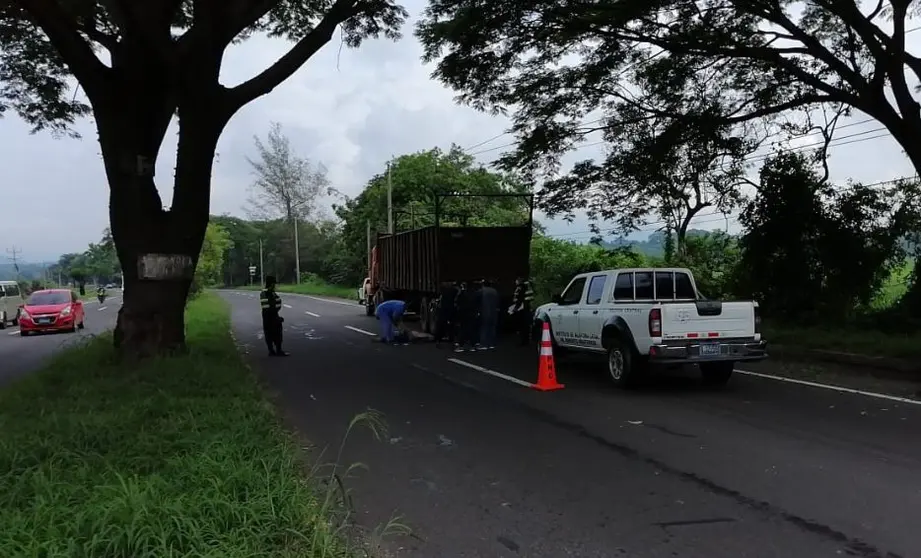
[37,318,51,324]
[700,343,721,357]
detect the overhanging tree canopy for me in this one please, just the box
[417,0,921,177]
[6,0,406,356]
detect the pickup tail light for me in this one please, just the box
[753,305,761,334]
[648,308,662,337]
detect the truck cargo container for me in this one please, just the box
[364,194,534,334]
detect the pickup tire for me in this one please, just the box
[700,361,734,386]
[605,337,637,388]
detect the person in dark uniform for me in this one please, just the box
[454,281,478,352]
[260,275,288,356]
[435,281,459,346]
[477,278,500,350]
[511,277,535,346]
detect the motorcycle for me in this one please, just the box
[97,293,106,304]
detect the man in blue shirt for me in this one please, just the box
[375,299,406,344]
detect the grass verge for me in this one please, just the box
[0,293,372,557]
[239,280,356,301]
[762,322,921,359]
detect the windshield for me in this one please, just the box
[27,292,71,306]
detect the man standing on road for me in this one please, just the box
[260,275,288,357]
[376,299,407,344]
[454,282,478,352]
[435,281,459,346]
[511,277,534,346]
[477,278,499,350]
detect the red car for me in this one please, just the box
[18,289,85,336]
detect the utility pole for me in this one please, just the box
[5,246,22,278]
[387,160,394,234]
[293,215,301,284]
[259,239,265,287]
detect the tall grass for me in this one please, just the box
[0,293,405,557]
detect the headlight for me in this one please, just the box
[60,305,72,316]
[19,309,29,320]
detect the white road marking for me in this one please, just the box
[306,295,360,307]
[283,304,293,309]
[345,325,376,336]
[305,311,321,317]
[8,330,19,335]
[735,369,921,406]
[448,358,535,388]
[98,306,107,311]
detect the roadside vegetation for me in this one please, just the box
[0,294,376,557]
[239,273,356,301]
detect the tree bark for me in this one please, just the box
[91,49,227,358]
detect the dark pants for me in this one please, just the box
[262,315,283,353]
[479,309,498,348]
[435,310,455,343]
[514,306,531,345]
[456,313,478,347]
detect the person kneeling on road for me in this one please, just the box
[376,299,407,345]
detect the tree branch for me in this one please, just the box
[224,0,361,111]
[221,0,279,44]
[17,0,109,96]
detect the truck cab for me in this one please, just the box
[533,268,767,387]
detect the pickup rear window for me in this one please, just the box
[611,271,696,301]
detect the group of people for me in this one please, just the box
[259,274,535,355]
[434,277,534,352]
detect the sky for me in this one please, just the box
[1,1,919,263]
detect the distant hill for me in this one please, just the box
[0,262,53,281]
[601,229,716,258]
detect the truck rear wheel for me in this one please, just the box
[606,337,637,388]
[700,362,734,386]
[365,298,374,316]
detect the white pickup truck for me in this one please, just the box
[532,267,766,387]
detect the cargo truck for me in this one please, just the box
[363,193,534,334]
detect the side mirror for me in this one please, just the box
[551,294,562,304]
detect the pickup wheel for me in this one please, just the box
[700,362,734,386]
[606,337,637,388]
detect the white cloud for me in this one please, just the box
[1,2,918,262]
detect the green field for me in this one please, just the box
[239,278,356,301]
[0,293,374,557]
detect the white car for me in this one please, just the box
[533,267,766,387]
[0,280,24,329]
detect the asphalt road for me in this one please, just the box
[223,290,921,558]
[0,294,122,387]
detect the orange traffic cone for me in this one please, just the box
[533,321,564,391]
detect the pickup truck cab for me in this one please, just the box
[533,267,766,387]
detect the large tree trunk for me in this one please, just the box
[91,53,227,358]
